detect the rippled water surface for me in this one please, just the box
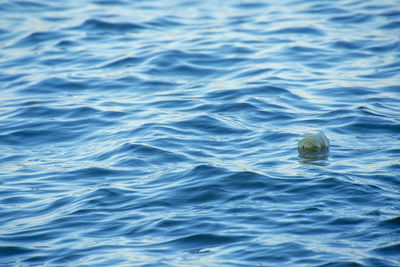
[1,0,400,266]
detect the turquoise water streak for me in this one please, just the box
[1,0,400,266]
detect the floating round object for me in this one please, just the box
[298,131,330,150]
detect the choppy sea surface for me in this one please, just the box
[1,0,400,266]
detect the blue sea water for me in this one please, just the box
[1,0,400,266]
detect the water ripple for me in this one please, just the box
[1,0,400,266]
[76,18,147,33]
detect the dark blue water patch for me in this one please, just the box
[145,49,230,78]
[267,26,324,36]
[371,243,400,257]
[386,162,400,174]
[362,3,396,11]
[0,126,78,146]
[0,28,8,36]
[303,5,348,15]
[0,55,37,70]
[75,167,129,179]
[74,18,147,34]
[0,1,49,13]
[113,75,142,86]
[320,86,377,99]
[92,0,129,6]
[378,216,400,229]
[172,115,251,136]
[222,171,282,192]
[212,102,259,114]
[65,106,100,118]
[10,105,67,119]
[367,41,400,53]
[0,73,26,84]
[379,10,400,18]
[18,77,89,94]
[259,131,298,146]
[0,195,39,205]
[75,187,141,211]
[158,233,250,251]
[305,62,336,69]
[380,21,400,29]
[39,57,75,68]
[233,2,269,9]
[0,30,21,46]
[355,105,389,119]
[363,257,399,267]
[204,88,247,102]
[331,40,364,50]
[139,79,181,92]
[318,261,365,266]
[377,63,400,76]
[0,114,117,146]
[51,168,135,187]
[10,31,69,48]
[0,154,26,166]
[0,246,35,261]
[359,68,400,79]
[165,182,227,205]
[1,227,67,246]
[228,14,259,27]
[329,13,373,23]
[216,44,257,55]
[148,164,227,188]
[9,103,98,121]
[96,142,190,167]
[317,108,355,122]
[55,39,78,48]
[283,45,332,62]
[153,63,216,78]
[205,85,299,102]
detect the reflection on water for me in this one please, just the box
[298,147,329,166]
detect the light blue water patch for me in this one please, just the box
[1,0,400,266]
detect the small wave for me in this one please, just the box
[101,56,145,69]
[0,1,49,13]
[160,233,249,251]
[329,13,373,23]
[332,40,363,50]
[371,243,400,257]
[0,246,34,260]
[76,18,147,33]
[95,142,189,167]
[386,162,400,173]
[367,41,400,53]
[19,77,89,94]
[145,16,184,28]
[380,21,400,29]
[172,115,250,135]
[10,31,68,48]
[268,26,324,36]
